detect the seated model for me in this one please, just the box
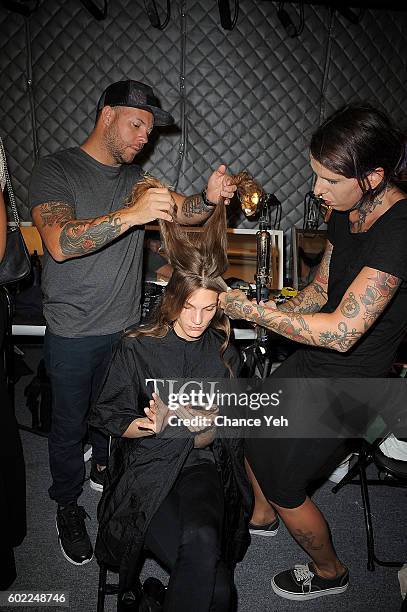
[89,198,252,612]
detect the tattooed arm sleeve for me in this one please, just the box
[170,191,215,225]
[279,242,333,314]
[31,201,133,261]
[221,267,401,353]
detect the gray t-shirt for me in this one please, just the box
[29,147,144,337]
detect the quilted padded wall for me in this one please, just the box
[1,0,407,253]
[0,12,34,209]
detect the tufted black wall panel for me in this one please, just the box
[1,0,407,247]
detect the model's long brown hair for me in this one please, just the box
[127,175,233,369]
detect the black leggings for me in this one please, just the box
[144,461,233,612]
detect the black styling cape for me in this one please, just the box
[88,328,252,589]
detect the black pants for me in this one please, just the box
[44,330,121,505]
[144,461,233,612]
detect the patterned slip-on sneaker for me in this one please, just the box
[249,515,280,536]
[271,562,349,601]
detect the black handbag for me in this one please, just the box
[0,137,31,286]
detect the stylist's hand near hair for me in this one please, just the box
[206,164,237,205]
[125,187,175,224]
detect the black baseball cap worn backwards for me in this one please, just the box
[97,80,174,127]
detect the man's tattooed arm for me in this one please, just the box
[279,242,333,314]
[32,201,132,261]
[37,201,74,227]
[59,213,124,256]
[220,267,400,353]
[177,193,216,223]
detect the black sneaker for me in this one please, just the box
[90,459,106,492]
[140,577,166,611]
[249,515,280,537]
[56,502,93,565]
[271,562,349,601]
[117,582,143,612]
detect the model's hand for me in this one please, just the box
[193,425,217,449]
[206,164,237,206]
[175,404,218,432]
[143,392,170,433]
[128,187,175,224]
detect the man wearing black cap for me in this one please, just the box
[29,79,236,566]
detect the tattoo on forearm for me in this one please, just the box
[279,244,332,314]
[223,293,360,351]
[294,530,324,551]
[340,292,360,318]
[39,202,74,227]
[360,271,400,328]
[182,194,213,218]
[319,321,362,351]
[279,283,326,314]
[223,268,400,352]
[59,213,123,256]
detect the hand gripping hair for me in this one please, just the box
[128,172,263,371]
[129,173,229,286]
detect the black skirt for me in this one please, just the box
[244,351,349,508]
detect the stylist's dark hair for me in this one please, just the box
[310,103,407,203]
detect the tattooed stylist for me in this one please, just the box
[29,80,236,566]
[220,104,407,602]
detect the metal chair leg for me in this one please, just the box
[358,447,405,569]
[331,436,406,570]
[331,455,364,493]
[358,452,376,571]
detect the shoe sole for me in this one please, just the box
[55,518,93,566]
[249,527,279,536]
[271,578,348,601]
[89,479,104,492]
[83,447,92,462]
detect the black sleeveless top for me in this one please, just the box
[276,199,407,378]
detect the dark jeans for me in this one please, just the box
[144,461,234,612]
[44,330,121,506]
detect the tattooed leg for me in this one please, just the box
[245,459,277,525]
[273,497,347,578]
